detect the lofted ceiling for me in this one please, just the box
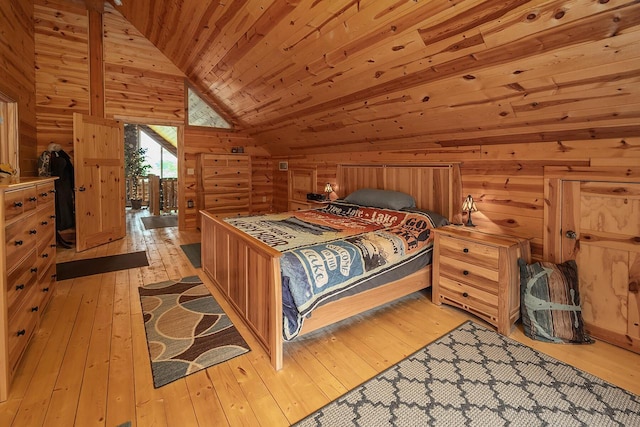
[108,0,640,156]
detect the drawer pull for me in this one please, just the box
[29,229,37,235]
[463,270,469,276]
[52,274,57,279]
[43,287,49,292]
[17,329,26,337]
[15,240,23,246]
[28,197,37,202]
[463,248,469,253]
[50,215,56,219]
[462,292,469,298]
[50,244,56,248]
[31,267,38,273]
[49,189,56,193]
[42,221,48,225]
[16,284,25,290]
[14,201,23,207]
[31,306,39,312]
[42,253,49,258]
[40,192,48,197]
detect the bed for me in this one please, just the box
[200,163,462,370]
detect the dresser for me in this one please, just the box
[1,177,57,402]
[432,226,531,335]
[196,154,251,226]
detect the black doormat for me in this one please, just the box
[56,251,149,280]
[141,215,178,230]
[180,243,201,268]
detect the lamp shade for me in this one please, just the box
[462,194,477,212]
[462,194,478,227]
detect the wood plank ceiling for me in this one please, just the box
[108,0,640,156]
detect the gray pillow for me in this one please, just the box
[343,188,416,210]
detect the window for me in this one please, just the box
[187,87,232,129]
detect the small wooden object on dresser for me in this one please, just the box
[432,226,531,335]
[196,153,251,226]
[0,177,57,402]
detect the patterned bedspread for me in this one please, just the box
[225,202,439,340]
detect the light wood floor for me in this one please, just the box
[1,208,639,427]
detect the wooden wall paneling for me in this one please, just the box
[103,3,185,122]
[251,156,273,214]
[88,10,104,117]
[0,0,37,175]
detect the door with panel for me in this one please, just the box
[558,179,640,354]
[73,113,125,251]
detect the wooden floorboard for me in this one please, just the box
[0,208,639,426]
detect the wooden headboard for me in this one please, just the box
[337,163,463,224]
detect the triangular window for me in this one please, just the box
[188,87,232,129]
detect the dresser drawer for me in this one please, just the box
[7,288,40,375]
[4,189,24,222]
[438,234,500,270]
[200,178,250,193]
[36,182,55,206]
[5,212,38,269]
[7,249,38,312]
[39,262,57,310]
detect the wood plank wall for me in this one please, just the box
[0,0,37,175]
[273,137,640,262]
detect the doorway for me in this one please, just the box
[124,124,179,217]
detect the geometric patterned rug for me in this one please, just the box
[138,276,250,388]
[294,321,640,426]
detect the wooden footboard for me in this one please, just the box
[200,210,284,369]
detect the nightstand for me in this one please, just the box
[288,200,328,211]
[432,225,531,335]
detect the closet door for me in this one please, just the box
[560,180,640,353]
[73,113,125,251]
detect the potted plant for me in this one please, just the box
[124,142,151,209]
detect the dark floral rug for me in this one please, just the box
[138,275,249,388]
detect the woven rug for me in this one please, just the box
[56,251,149,280]
[294,321,640,426]
[180,243,201,268]
[141,215,177,230]
[138,276,250,388]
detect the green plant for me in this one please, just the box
[124,142,151,201]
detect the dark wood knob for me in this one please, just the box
[15,240,23,246]
[43,287,49,292]
[29,229,37,234]
[14,201,23,207]
[463,248,469,253]
[17,329,26,337]
[16,284,25,290]
[462,292,469,298]
[31,306,39,312]
[463,270,469,275]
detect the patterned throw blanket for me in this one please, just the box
[226,202,438,340]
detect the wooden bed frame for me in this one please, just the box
[200,163,462,370]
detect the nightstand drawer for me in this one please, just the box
[438,276,499,322]
[438,255,499,287]
[438,234,500,270]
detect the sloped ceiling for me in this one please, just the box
[108,0,640,156]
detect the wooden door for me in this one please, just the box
[73,113,125,251]
[559,180,640,353]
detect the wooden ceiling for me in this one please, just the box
[108,0,640,156]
